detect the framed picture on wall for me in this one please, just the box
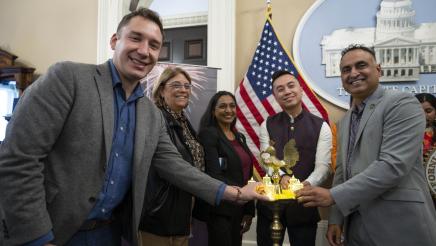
[184,39,203,59]
[159,42,171,61]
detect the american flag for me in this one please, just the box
[235,16,329,180]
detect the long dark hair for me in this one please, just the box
[416,93,436,143]
[199,91,237,132]
[416,93,436,111]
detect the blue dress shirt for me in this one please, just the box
[87,60,144,220]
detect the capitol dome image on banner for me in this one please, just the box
[294,0,436,108]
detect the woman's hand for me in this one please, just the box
[224,182,272,204]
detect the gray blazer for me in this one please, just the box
[329,87,436,245]
[0,61,222,245]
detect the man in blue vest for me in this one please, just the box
[256,70,332,246]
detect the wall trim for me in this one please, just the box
[208,0,235,92]
[163,12,208,29]
[97,0,124,63]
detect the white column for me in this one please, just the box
[385,49,388,64]
[208,0,235,93]
[398,48,401,64]
[97,0,125,63]
[403,48,405,64]
[389,49,392,64]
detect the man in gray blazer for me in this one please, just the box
[296,44,436,246]
[0,8,265,246]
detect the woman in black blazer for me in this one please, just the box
[198,91,255,246]
[139,67,206,246]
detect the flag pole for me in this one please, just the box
[266,0,272,18]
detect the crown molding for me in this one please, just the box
[162,12,208,29]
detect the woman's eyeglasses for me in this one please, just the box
[166,82,192,90]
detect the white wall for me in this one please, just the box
[0,0,98,74]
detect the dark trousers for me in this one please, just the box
[66,223,122,246]
[256,203,317,246]
[189,218,208,246]
[207,212,243,246]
